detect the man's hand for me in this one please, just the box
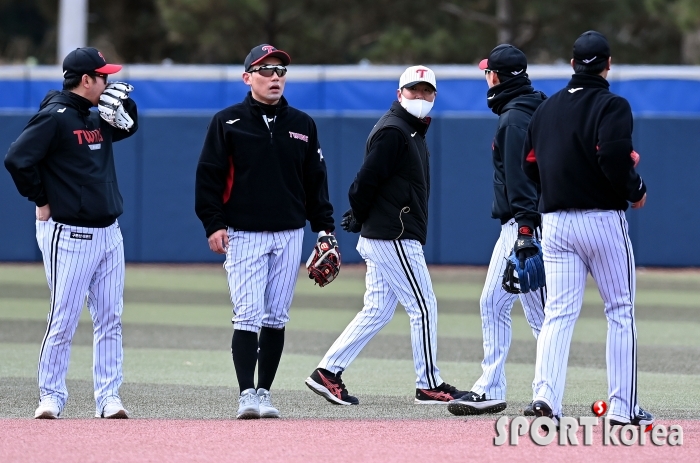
[632,193,646,209]
[36,204,51,221]
[208,229,229,254]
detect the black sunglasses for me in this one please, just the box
[249,65,287,78]
[92,72,108,82]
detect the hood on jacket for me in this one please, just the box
[502,91,547,115]
[39,90,93,115]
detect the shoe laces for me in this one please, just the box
[436,382,457,393]
[239,389,258,406]
[334,372,349,393]
[258,390,273,407]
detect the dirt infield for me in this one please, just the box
[1,419,697,463]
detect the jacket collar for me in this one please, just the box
[390,100,430,136]
[567,73,610,89]
[245,91,288,113]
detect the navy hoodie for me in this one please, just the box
[5,90,138,227]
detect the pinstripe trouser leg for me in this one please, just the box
[472,220,545,400]
[87,223,125,414]
[225,228,303,332]
[318,237,443,389]
[534,210,639,420]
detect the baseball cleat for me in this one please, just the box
[305,368,359,405]
[257,388,280,418]
[531,400,560,430]
[447,391,507,415]
[97,397,129,419]
[415,382,469,404]
[523,401,535,416]
[608,407,654,427]
[236,388,261,419]
[34,399,61,419]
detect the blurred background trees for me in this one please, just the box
[1,0,698,65]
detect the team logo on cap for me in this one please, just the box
[582,56,597,64]
[416,68,428,77]
[262,45,276,53]
[98,51,106,62]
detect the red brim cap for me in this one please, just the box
[95,63,123,75]
[250,50,291,68]
[478,59,489,70]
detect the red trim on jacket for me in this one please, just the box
[526,148,536,163]
[223,157,234,203]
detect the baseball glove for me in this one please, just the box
[306,231,341,287]
[501,227,545,294]
[99,81,135,131]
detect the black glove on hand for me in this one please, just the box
[340,208,362,233]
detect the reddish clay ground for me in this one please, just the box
[1,419,697,463]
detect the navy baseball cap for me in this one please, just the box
[573,31,610,66]
[479,44,527,77]
[62,47,122,79]
[244,44,291,71]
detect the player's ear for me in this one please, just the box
[242,72,252,86]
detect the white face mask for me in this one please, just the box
[400,97,434,119]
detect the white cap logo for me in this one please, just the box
[399,65,437,91]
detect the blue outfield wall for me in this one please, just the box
[2,64,700,114]
[1,112,699,266]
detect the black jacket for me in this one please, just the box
[4,90,138,227]
[487,77,546,229]
[523,74,646,212]
[349,101,430,244]
[195,92,334,237]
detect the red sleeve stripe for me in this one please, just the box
[222,157,234,204]
[526,148,536,163]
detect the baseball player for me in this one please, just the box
[4,47,137,419]
[448,45,546,416]
[522,31,653,426]
[305,66,468,405]
[194,44,336,419]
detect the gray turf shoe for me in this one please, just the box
[237,388,260,419]
[97,397,129,419]
[257,388,280,418]
[34,398,61,419]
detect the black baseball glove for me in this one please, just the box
[340,208,362,233]
[501,226,545,294]
[306,231,341,287]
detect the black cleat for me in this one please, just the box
[523,401,535,416]
[447,391,507,416]
[609,407,655,426]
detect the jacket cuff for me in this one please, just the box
[34,196,48,208]
[205,223,227,238]
[630,180,647,203]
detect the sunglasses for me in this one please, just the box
[249,65,287,78]
[484,69,493,75]
[93,72,108,82]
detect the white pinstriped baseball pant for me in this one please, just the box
[471,219,545,400]
[533,209,640,422]
[36,218,125,415]
[318,237,444,389]
[224,228,303,332]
